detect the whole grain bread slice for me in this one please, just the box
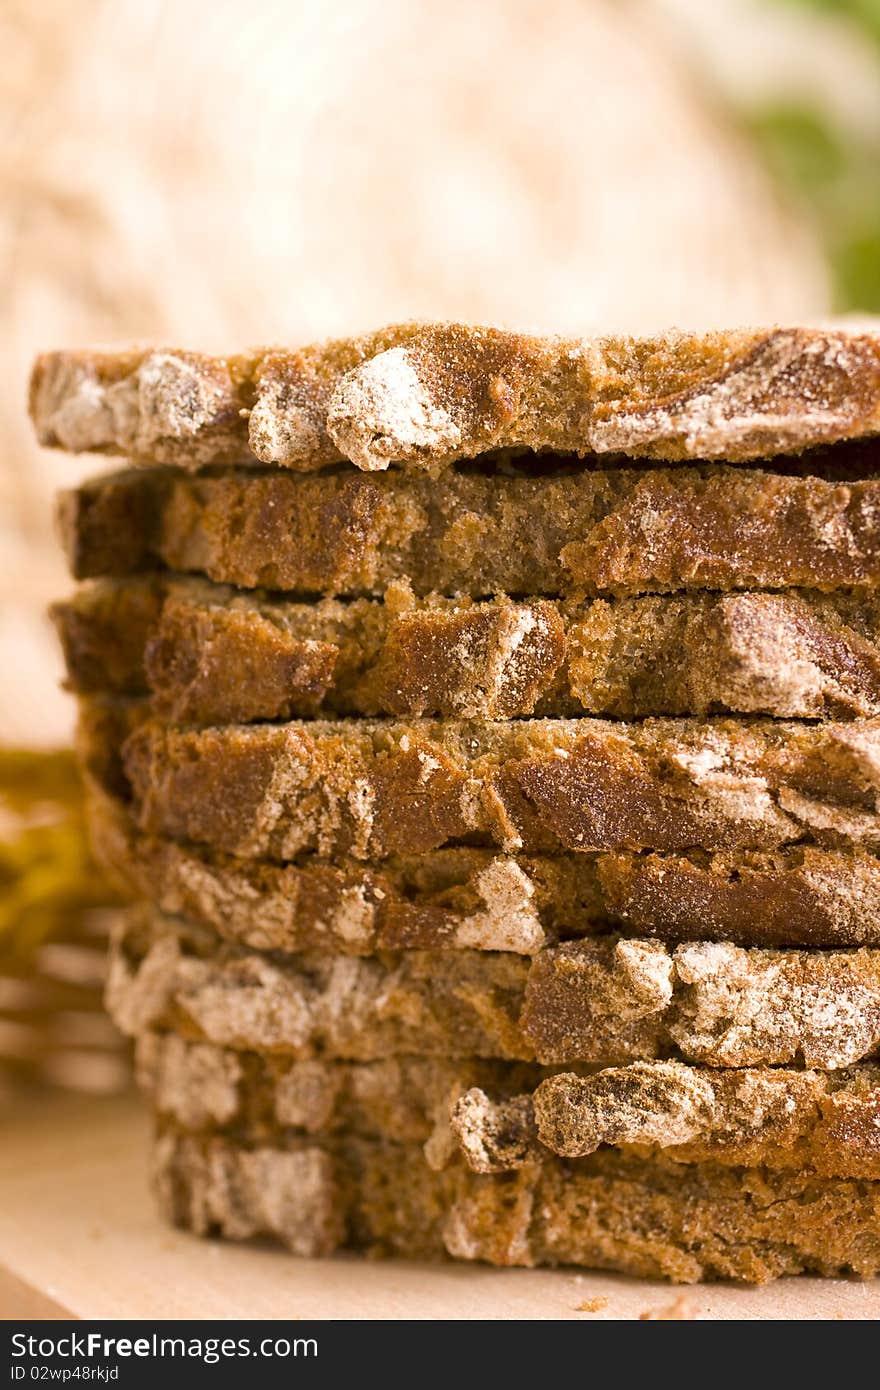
[90,784,880,950]
[100,707,880,859]
[597,844,880,948]
[109,910,880,1069]
[55,574,880,721]
[30,323,880,472]
[109,908,536,1062]
[154,1126,880,1282]
[58,463,880,598]
[88,785,606,955]
[138,1033,547,1168]
[453,1061,880,1179]
[139,1032,880,1182]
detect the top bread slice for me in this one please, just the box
[30,322,880,472]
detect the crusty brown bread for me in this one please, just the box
[53,578,165,698]
[154,1127,880,1282]
[109,910,880,1069]
[30,323,880,472]
[138,1034,547,1166]
[140,1032,880,1181]
[55,574,880,721]
[58,463,880,598]
[90,785,880,950]
[31,328,422,468]
[520,937,880,1067]
[88,785,606,956]
[103,708,880,859]
[109,908,535,1062]
[597,844,880,948]
[454,1062,880,1179]
[75,696,147,808]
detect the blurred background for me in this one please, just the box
[1,0,879,1097]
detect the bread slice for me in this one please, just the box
[109,908,535,1062]
[30,323,880,472]
[103,708,880,859]
[598,844,880,949]
[139,1032,880,1181]
[138,1034,546,1167]
[108,910,880,1069]
[58,463,880,598]
[88,785,606,956]
[455,1062,880,1179]
[154,1126,880,1281]
[54,575,880,721]
[90,785,880,951]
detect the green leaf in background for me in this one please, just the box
[773,0,880,51]
[749,1,880,310]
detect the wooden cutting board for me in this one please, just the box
[1,1091,878,1320]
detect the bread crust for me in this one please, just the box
[88,786,605,956]
[524,1062,880,1178]
[57,463,880,598]
[108,910,880,1070]
[139,1033,880,1181]
[90,785,880,950]
[154,1127,880,1281]
[31,323,880,472]
[138,1034,546,1166]
[88,705,880,859]
[54,575,880,721]
[598,844,880,948]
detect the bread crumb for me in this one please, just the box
[639,1296,697,1320]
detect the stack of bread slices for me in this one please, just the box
[31,322,880,1283]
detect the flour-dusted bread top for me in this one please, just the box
[31,323,880,471]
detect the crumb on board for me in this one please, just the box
[639,1296,698,1320]
[575,1296,609,1313]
